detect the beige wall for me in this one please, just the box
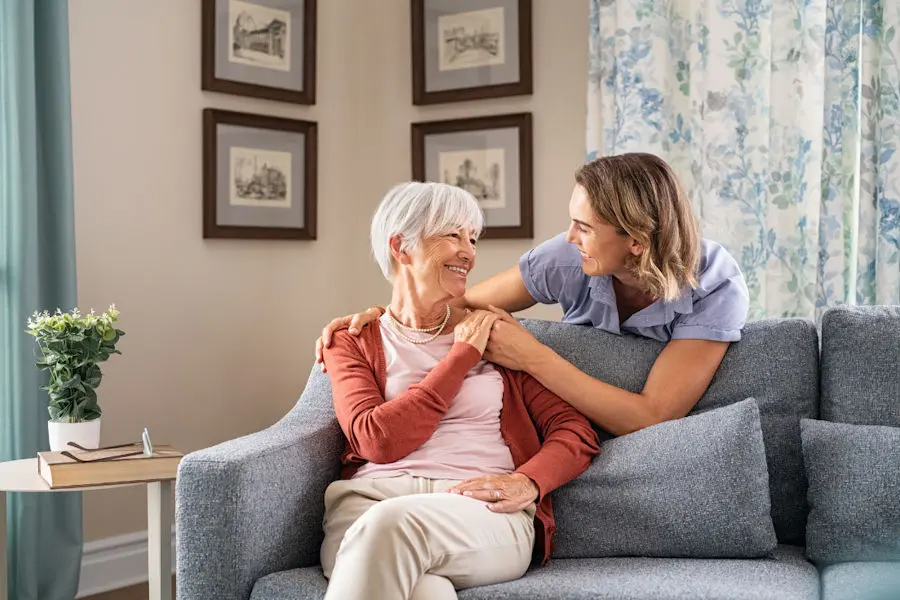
[68,0,587,543]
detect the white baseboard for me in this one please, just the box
[76,526,176,598]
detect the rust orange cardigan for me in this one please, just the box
[322,320,600,565]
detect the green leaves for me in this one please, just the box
[60,373,85,393]
[84,363,102,387]
[27,305,123,422]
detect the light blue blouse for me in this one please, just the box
[518,232,750,343]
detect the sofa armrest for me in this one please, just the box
[175,368,343,600]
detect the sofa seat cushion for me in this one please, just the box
[249,546,817,600]
[820,562,900,600]
[460,545,817,600]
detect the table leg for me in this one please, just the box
[1,491,6,600]
[147,481,172,600]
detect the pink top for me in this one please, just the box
[352,314,515,481]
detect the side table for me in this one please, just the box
[0,458,176,600]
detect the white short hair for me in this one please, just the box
[370,181,484,280]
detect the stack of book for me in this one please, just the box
[37,443,183,488]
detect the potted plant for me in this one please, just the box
[26,305,124,451]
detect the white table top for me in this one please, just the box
[0,458,152,493]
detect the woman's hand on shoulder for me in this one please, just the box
[453,310,499,355]
[315,306,384,372]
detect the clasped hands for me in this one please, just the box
[316,305,543,373]
[480,305,541,372]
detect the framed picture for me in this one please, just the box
[412,113,533,239]
[203,108,317,240]
[202,0,316,104]
[411,0,532,105]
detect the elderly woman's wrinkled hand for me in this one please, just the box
[454,310,499,355]
[447,473,539,513]
[482,305,542,371]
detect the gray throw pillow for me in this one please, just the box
[801,418,900,563]
[551,398,777,558]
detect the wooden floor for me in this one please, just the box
[82,577,175,600]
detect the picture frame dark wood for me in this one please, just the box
[203,108,317,240]
[412,112,533,239]
[411,0,532,105]
[202,0,317,104]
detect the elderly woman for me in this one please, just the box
[320,181,600,600]
[318,153,750,438]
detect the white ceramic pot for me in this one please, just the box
[48,418,102,451]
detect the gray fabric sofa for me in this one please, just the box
[175,305,900,599]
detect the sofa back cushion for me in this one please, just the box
[522,317,819,547]
[820,305,900,426]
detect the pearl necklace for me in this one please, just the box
[387,304,451,344]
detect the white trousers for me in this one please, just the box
[320,475,536,600]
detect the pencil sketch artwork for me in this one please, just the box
[439,148,505,210]
[229,0,291,72]
[230,147,292,208]
[438,7,505,71]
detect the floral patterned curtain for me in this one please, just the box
[586,0,899,319]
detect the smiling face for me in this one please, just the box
[564,184,639,278]
[394,227,477,301]
[571,154,702,300]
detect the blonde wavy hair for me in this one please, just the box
[574,153,701,301]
